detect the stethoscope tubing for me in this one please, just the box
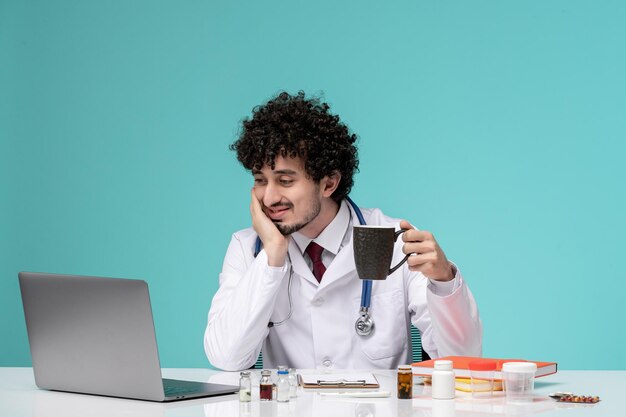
[345,197,373,310]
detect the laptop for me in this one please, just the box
[18,271,239,402]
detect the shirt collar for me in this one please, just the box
[292,200,351,255]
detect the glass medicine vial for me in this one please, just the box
[259,370,273,401]
[276,366,290,402]
[431,360,455,399]
[288,368,298,398]
[239,371,252,402]
[397,365,413,399]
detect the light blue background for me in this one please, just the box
[1,1,624,369]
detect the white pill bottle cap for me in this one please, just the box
[434,360,453,370]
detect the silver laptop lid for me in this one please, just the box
[19,272,166,401]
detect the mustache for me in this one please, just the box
[265,202,293,210]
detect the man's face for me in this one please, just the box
[252,156,323,236]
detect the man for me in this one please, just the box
[205,91,482,371]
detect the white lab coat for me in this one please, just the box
[204,204,482,371]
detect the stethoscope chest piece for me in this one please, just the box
[355,307,374,336]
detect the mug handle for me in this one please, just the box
[388,229,410,275]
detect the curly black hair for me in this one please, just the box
[230,91,359,203]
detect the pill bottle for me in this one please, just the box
[431,360,455,399]
[397,365,413,399]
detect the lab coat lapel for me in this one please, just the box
[318,201,363,289]
[318,238,357,289]
[288,240,318,286]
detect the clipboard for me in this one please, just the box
[298,373,380,389]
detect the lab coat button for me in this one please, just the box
[322,359,332,367]
[312,297,324,306]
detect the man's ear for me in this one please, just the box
[321,171,341,198]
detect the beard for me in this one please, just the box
[272,197,322,236]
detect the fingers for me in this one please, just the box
[399,220,414,231]
[405,253,449,278]
[402,229,441,268]
[250,188,273,234]
[400,222,437,255]
[401,228,434,244]
[250,188,270,235]
[406,252,438,270]
[250,188,289,266]
[399,223,453,280]
[405,250,440,266]
[250,188,263,218]
[402,239,437,255]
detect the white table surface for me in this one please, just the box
[0,368,620,417]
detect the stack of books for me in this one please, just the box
[412,356,558,392]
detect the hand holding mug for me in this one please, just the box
[399,220,454,281]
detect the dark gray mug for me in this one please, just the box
[353,226,410,280]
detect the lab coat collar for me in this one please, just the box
[291,200,351,256]
[288,200,358,289]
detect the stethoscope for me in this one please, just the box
[254,196,376,336]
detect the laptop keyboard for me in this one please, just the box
[163,379,204,397]
[164,385,198,396]
[162,378,239,399]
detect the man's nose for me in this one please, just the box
[262,182,282,207]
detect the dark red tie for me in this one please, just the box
[305,242,326,283]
